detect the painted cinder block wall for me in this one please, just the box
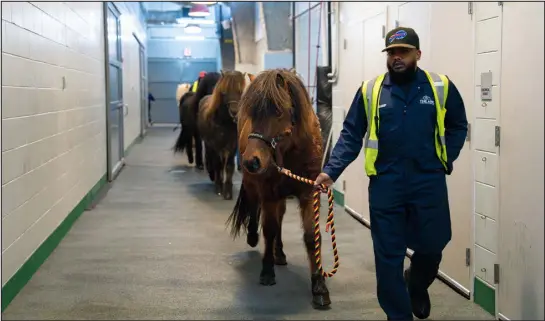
[1,1,147,309]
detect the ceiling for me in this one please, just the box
[141,2,221,25]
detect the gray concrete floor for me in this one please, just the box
[2,127,493,320]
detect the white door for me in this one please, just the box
[344,11,387,224]
[497,3,544,320]
[472,2,503,315]
[428,1,474,294]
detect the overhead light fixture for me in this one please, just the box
[191,2,217,5]
[176,18,215,25]
[175,35,206,41]
[184,24,202,34]
[188,3,210,17]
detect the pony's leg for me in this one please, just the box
[300,197,331,309]
[214,153,223,195]
[222,151,235,200]
[194,129,204,170]
[247,195,260,248]
[274,200,287,265]
[260,201,280,286]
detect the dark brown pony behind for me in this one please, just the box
[173,72,221,169]
[226,69,331,308]
[197,70,251,200]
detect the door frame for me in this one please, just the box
[133,32,147,138]
[103,2,125,182]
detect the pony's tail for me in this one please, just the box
[226,183,260,240]
[173,125,191,154]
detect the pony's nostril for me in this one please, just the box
[251,157,260,170]
[243,157,261,173]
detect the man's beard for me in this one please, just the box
[387,61,417,84]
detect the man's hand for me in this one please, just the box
[314,172,334,193]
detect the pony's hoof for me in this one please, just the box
[259,273,276,286]
[196,164,204,170]
[274,255,288,265]
[312,293,332,310]
[223,193,233,200]
[246,233,259,247]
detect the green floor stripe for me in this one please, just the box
[474,277,495,316]
[333,189,345,207]
[1,174,107,312]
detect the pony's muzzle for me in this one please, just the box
[243,156,261,173]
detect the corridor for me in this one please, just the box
[2,127,493,320]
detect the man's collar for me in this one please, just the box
[383,67,428,86]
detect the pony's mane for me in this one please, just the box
[194,72,221,108]
[203,71,249,121]
[238,69,316,140]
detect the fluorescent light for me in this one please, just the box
[191,2,217,4]
[184,24,202,34]
[175,36,206,40]
[188,11,210,17]
[176,18,215,25]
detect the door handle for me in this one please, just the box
[123,103,129,116]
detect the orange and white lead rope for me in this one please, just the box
[277,167,339,278]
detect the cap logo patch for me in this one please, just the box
[389,30,407,43]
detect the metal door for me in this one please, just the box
[138,39,147,137]
[147,58,217,124]
[105,3,125,180]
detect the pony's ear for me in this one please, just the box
[220,70,225,76]
[289,68,297,74]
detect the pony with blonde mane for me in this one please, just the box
[226,69,331,308]
[197,70,253,200]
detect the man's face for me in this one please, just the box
[386,47,421,73]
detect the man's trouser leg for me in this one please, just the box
[406,171,452,319]
[369,176,413,320]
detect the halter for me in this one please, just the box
[247,110,296,167]
[225,100,239,123]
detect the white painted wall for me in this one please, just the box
[1,2,106,285]
[1,1,148,287]
[330,1,544,318]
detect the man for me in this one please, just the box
[147,92,155,125]
[191,71,207,92]
[315,27,468,320]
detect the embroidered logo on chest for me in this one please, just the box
[420,95,435,106]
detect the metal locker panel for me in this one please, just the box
[474,244,497,288]
[474,119,497,153]
[474,86,500,120]
[475,17,502,54]
[474,1,502,22]
[475,181,499,221]
[474,52,501,86]
[475,213,498,254]
[474,150,499,187]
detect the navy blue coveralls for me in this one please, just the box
[323,68,468,320]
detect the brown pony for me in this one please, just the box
[173,72,221,168]
[226,69,330,308]
[197,70,252,199]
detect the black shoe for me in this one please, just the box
[404,268,431,319]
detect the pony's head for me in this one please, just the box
[238,68,316,175]
[206,70,252,122]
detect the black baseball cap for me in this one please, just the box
[382,27,420,52]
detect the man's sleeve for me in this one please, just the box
[444,77,468,173]
[323,86,368,182]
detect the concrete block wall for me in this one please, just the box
[1,2,106,285]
